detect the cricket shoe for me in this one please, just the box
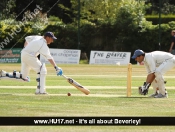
[35,89,48,95]
[35,92,48,95]
[0,70,7,78]
[149,92,158,98]
[35,88,48,95]
[154,93,168,98]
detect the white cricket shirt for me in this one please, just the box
[22,35,53,59]
[143,51,174,74]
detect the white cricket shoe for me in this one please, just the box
[35,92,48,95]
[35,89,48,95]
[154,93,168,98]
[0,70,7,78]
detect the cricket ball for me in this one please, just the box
[67,92,71,96]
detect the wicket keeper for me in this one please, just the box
[132,49,175,98]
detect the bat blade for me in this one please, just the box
[62,75,90,95]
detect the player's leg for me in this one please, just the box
[0,61,30,82]
[20,61,31,81]
[19,51,31,81]
[149,79,167,98]
[154,60,174,98]
[28,57,47,94]
[0,53,30,82]
[154,72,167,98]
[35,63,47,94]
[149,79,159,97]
[21,53,47,94]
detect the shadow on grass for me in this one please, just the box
[119,96,149,99]
[0,94,13,96]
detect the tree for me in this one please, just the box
[162,2,175,14]
[113,0,151,51]
[15,0,72,23]
[81,0,122,25]
[0,0,16,19]
[145,0,175,14]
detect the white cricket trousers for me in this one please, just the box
[21,51,42,79]
[155,56,175,95]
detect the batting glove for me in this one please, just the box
[55,66,63,76]
[138,86,144,95]
[138,82,151,95]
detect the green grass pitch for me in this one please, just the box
[0,63,175,132]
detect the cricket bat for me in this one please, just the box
[62,74,90,95]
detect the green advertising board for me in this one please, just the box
[0,48,22,63]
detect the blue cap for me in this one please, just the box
[44,32,57,39]
[131,49,144,59]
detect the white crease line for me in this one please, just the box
[44,75,175,78]
[1,93,127,97]
[0,86,175,89]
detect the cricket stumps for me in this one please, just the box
[127,63,132,97]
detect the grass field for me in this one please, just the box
[0,63,175,132]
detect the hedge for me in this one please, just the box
[1,20,175,60]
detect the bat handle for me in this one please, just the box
[62,74,68,79]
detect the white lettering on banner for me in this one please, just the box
[89,51,131,65]
[0,58,19,63]
[40,49,81,64]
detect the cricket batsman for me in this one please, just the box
[0,31,63,94]
[131,49,175,98]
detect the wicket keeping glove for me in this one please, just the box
[138,82,151,95]
[55,66,63,76]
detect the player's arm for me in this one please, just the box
[24,41,28,48]
[24,36,34,48]
[144,54,156,84]
[139,73,155,95]
[40,44,63,76]
[48,59,63,76]
[48,59,57,68]
[146,73,155,83]
[169,42,174,53]
[140,71,155,95]
[139,55,155,95]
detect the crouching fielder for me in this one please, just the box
[0,32,63,94]
[131,49,175,98]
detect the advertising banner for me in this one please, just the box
[0,48,22,63]
[40,49,81,64]
[89,51,131,65]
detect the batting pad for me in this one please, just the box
[0,77,30,82]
